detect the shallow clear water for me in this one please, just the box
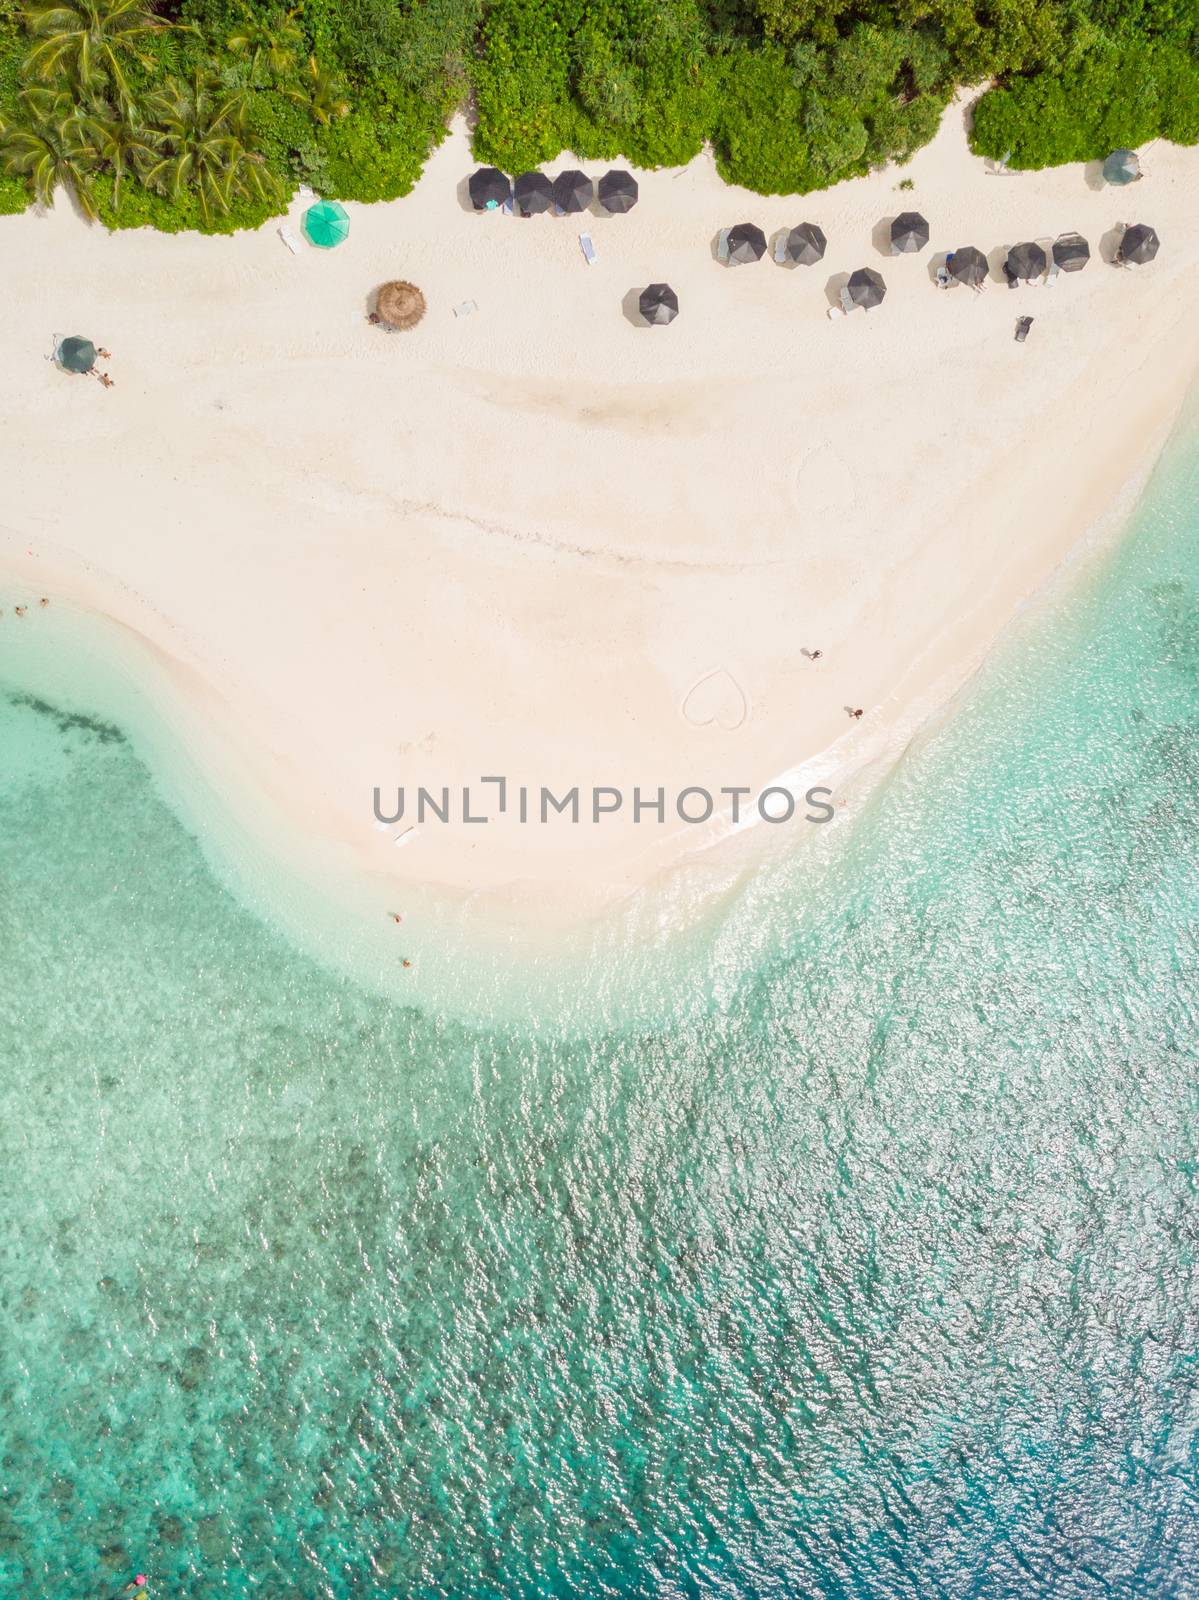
[2,421,1199,1599]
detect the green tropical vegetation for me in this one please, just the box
[0,0,1195,231]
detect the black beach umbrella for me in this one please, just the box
[639,283,678,325]
[1053,232,1090,272]
[1121,223,1159,264]
[468,166,510,211]
[1103,148,1141,186]
[1006,240,1047,280]
[783,222,826,265]
[847,267,886,309]
[890,211,929,253]
[57,335,97,373]
[551,169,592,213]
[597,170,638,213]
[513,171,553,216]
[727,222,767,264]
[947,245,988,286]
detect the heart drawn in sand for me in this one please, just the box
[681,668,750,732]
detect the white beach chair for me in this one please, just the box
[826,304,845,320]
[773,234,787,264]
[839,286,855,315]
[277,225,301,255]
[935,265,950,289]
[579,233,597,265]
[453,299,478,318]
[717,228,730,263]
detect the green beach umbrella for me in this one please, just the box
[57,336,97,373]
[303,199,350,249]
[1103,149,1141,186]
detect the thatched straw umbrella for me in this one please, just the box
[376,281,427,331]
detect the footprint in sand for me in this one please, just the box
[681,668,750,732]
[793,442,857,520]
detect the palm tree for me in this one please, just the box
[83,102,157,207]
[227,5,303,81]
[0,86,99,218]
[143,72,283,227]
[285,55,349,125]
[24,0,165,106]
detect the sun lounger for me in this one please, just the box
[935,265,950,289]
[717,229,730,263]
[773,234,787,264]
[579,233,596,264]
[453,299,477,318]
[839,286,854,315]
[277,225,300,255]
[1015,316,1034,342]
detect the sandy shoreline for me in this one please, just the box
[1,96,1198,972]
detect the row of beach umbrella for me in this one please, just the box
[840,224,1158,313]
[469,167,638,216]
[723,221,827,265]
[718,215,924,266]
[1000,223,1158,280]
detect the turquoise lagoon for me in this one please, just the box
[2,411,1199,1598]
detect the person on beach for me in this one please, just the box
[98,373,114,388]
[850,707,864,719]
[98,348,112,359]
[389,912,403,924]
[14,605,25,617]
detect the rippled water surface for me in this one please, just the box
[3,427,1199,1599]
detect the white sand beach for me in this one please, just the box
[2,95,1198,957]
